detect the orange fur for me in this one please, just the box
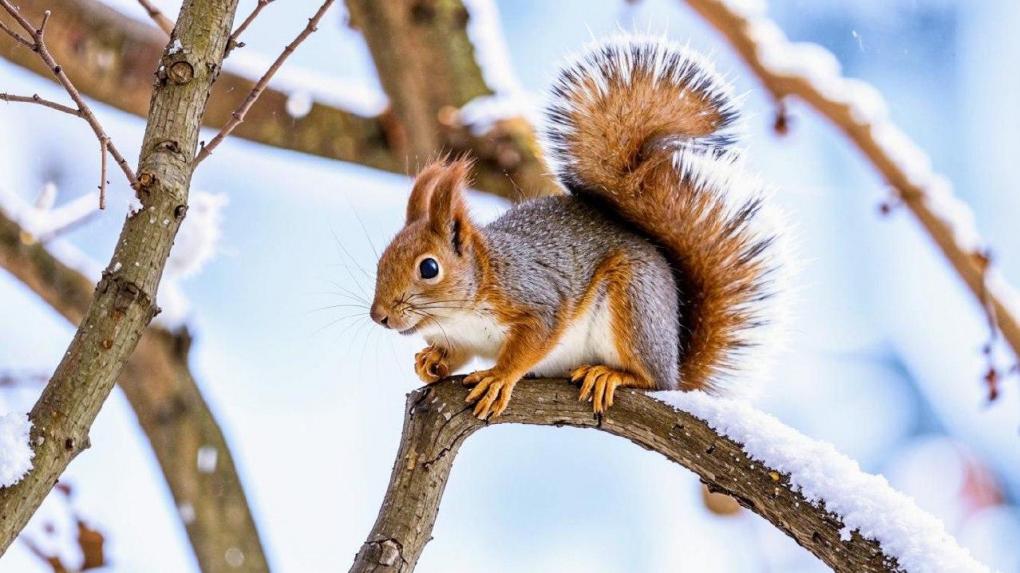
[547,40,776,392]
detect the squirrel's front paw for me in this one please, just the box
[414,345,450,384]
[463,369,518,419]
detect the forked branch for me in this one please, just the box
[226,0,274,55]
[195,0,334,164]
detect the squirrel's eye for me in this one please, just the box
[419,257,440,280]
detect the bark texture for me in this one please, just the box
[350,379,901,573]
[345,0,561,200]
[0,0,243,557]
[0,210,268,572]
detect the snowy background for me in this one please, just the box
[2,0,1020,571]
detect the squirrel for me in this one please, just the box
[370,36,783,419]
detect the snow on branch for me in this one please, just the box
[682,0,1020,374]
[656,391,988,573]
[462,0,523,97]
[0,412,33,488]
[0,183,226,328]
[351,379,989,573]
[0,184,99,244]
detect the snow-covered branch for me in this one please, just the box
[351,379,989,573]
[0,184,99,244]
[682,0,1020,370]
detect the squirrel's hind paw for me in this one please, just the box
[463,369,518,419]
[571,365,645,415]
[414,345,450,384]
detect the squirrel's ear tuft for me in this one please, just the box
[427,157,473,255]
[405,162,448,224]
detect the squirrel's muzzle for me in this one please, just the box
[370,303,391,328]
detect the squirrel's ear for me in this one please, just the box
[405,162,446,224]
[427,158,473,254]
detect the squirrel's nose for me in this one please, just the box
[370,304,391,328]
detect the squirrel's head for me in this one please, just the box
[370,158,480,334]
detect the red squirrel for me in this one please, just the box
[370,36,782,419]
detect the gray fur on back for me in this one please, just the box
[481,196,680,390]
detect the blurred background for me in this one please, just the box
[1,0,1019,571]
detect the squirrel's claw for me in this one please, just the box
[571,365,628,415]
[464,369,517,419]
[414,345,449,384]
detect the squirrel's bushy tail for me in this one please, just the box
[544,36,784,393]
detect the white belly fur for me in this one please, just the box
[420,301,620,377]
[532,300,620,377]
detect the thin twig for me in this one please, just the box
[0,0,138,190]
[98,137,108,210]
[1,92,82,116]
[226,0,273,56]
[136,0,173,35]
[683,0,1020,366]
[195,0,333,164]
[0,15,33,47]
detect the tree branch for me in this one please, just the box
[0,0,137,190]
[0,92,81,117]
[681,0,1020,365]
[351,379,984,573]
[0,0,552,201]
[344,0,488,157]
[0,206,268,572]
[196,0,334,165]
[346,0,561,199]
[226,0,274,56]
[0,0,245,556]
[0,0,396,173]
[136,0,174,36]
[0,16,32,48]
